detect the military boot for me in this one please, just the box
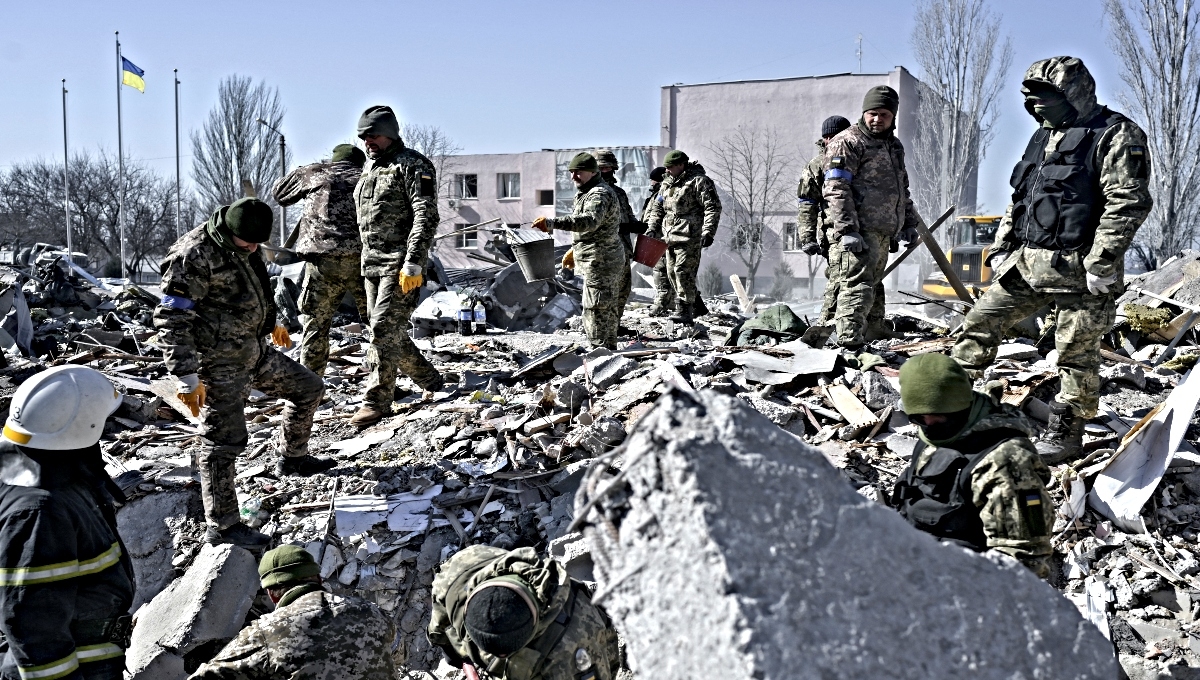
[669,300,693,325]
[350,404,386,427]
[648,301,671,317]
[693,298,710,317]
[205,523,270,554]
[1036,400,1084,464]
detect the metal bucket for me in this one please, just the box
[511,238,556,283]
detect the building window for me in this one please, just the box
[498,173,521,199]
[783,222,799,251]
[455,224,478,249]
[538,190,554,206]
[456,174,478,199]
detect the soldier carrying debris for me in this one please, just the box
[950,56,1153,464]
[645,150,722,325]
[351,105,446,427]
[641,166,677,317]
[189,545,395,679]
[890,353,1055,578]
[154,198,330,552]
[429,545,621,680]
[822,86,924,349]
[0,367,135,680]
[272,143,369,376]
[532,153,623,349]
[797,115,852,325]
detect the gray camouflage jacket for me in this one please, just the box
[823,123,924,240]
[272,160,362,257]
[645,162,722,245]
[189,586,396,679]
[797,139,829,249]
[354,140,440,277]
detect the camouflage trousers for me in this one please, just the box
[951,270,1116,418]
[198,345,325,529]
[616,242,633,325]
[363,273,443,409]
[651,255,677,312]
[298,253,368,375]
[828,231,889,347]
[664,239,704,306]
[819,255,841,325]
[577,252,622,350]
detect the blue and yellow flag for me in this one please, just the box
[121,57,144,92]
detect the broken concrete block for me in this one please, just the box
[861,371,900,410]
[126,543,260,680]
[527,293,582,333]
[548,531,595,582]
[884,433,920,460]
[739,393,796,426]
[583,355,638,391]
[555,379,590,414]
[116,488,203,609]
[995,342,1040,361]
[1102,362,1148,389]
[577,389,1116,680]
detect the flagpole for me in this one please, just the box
[174,69,181,238]
[115,31,127,281]
[62,80,72,267]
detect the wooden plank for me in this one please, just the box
[729,275,753,313]
[883,205,954,277]
[914,220,974,304]
[523,413,571,434]
[824,384,879,429]
[148,379,203,425]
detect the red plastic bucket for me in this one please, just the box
[633,234,668,267]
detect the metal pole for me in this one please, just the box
[174,69,182,238]
[116,32,127,281]
[279,133,287,245]
[62,80,72,266]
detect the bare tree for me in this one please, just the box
[1107,0,1200,268]
[191,75,290,216]
[909,0,1013,231]
[706,126,793,291]
[0,150,185,276]
[402,123,462,206]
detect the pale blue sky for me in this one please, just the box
[1,0,1119,213]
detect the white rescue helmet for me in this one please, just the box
[2,366,122,450]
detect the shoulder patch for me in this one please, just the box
[419,174,435,198]
[1130,146,1145,156]
[829,156,845,168]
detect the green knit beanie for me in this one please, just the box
[664,149,688,167]
[332,144,366,167]
[899,353,973,415]
[862,85,899,114]
[224,197,275,244]
[357,105,400,139]
[258,545,321,589]
[568,152,599,172]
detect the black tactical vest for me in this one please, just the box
[889,428,1024,551]
[1009,107,1128,252]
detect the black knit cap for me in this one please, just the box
[225,197,274,243]
[649,166,665,182]
[464,582,538,656]
[332,144,366,167]
[821,115,851,138]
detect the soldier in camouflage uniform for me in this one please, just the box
[595,150,638,327]
[351,105,445,427]
[645,150,722,324]
[273,143,368,376]
[429,545,621,680]
[532,153,623,349]
[797,116,852,325]
[951,57,1153,463]
[640,167,676,316]
[890,353,1054,578]
[190,545,395,679]
[823,86,924,349]
[154,198,330,552]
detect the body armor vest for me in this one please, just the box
[1009,108,1128,252]
[889,428,1023,551]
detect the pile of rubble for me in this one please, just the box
[14,246,1200,677]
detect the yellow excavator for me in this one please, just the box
[920,215,1002,301]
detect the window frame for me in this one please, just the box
[456,174,478,200]
[454,224,478,249]
[498,173,521,200]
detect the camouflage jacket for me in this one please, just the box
[992,56,1153,294]
[548,175,624,277]
[272,160,362,257]
[153,212,277,377]
[640,185,660,223]
[797,139,829,248]
[602,175,636,254]
[429,546,620,680]
[907,394,1054,577]
[645,162,722,245]
[189,586,395,680]
[354,140,440,277]
[822,123,924,240]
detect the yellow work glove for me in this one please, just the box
[271,324,292,348]
[399,272,424,294]
[176,374,207,418]
[561,248,575,270]
[531,216,550,233]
